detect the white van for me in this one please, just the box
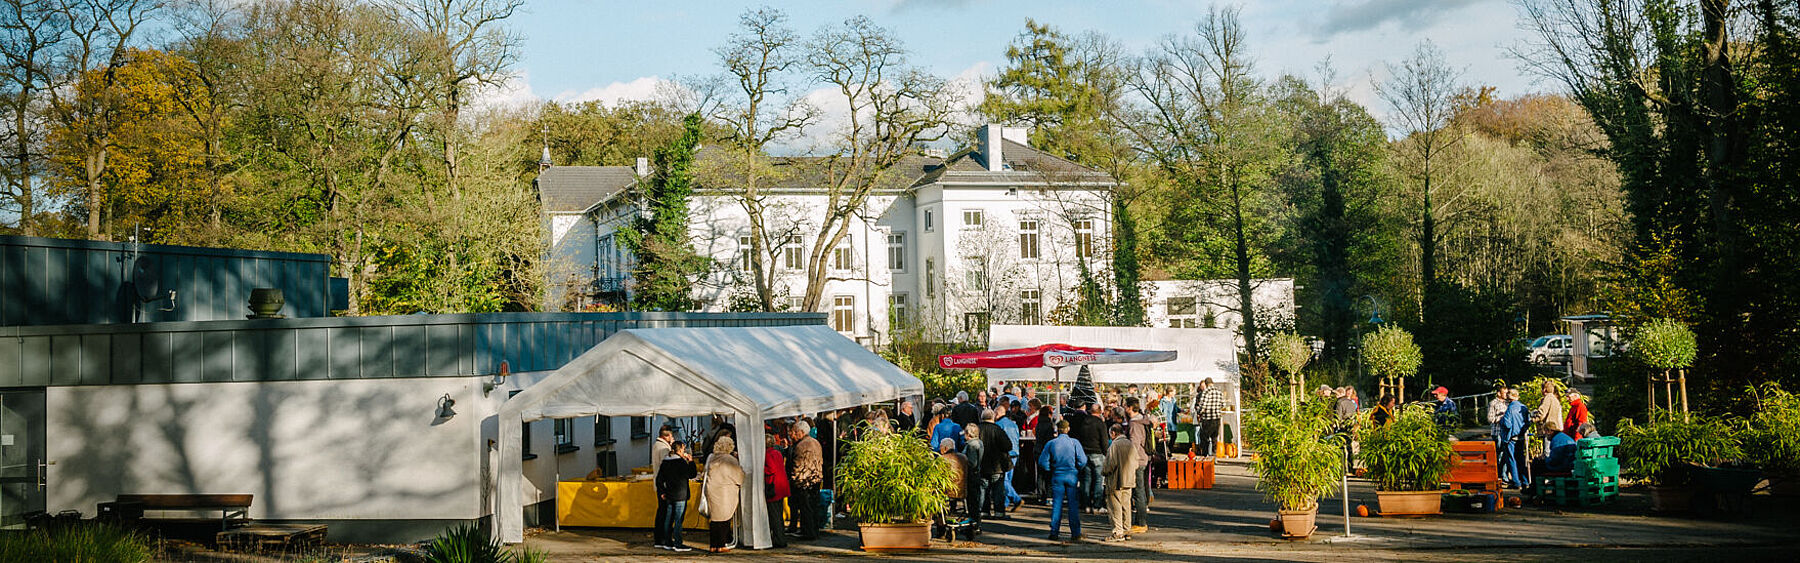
[1526,334,1573,364]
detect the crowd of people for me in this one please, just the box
[646,375,1233,550]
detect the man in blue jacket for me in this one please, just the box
[1498,388,1530,488]
[1039,419,1085,542]
[995,402,1024,511]
[932,404,965,452]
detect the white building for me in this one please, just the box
[538,160,646,311]
[1143,278,1297,332]
[541,125,1118,345]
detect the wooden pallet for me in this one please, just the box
[216,524,328,553]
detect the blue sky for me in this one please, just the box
[497,0,1539,122]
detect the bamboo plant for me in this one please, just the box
[1361,404,1453,491]
[1616,415,1742,486]
[835,427,958,524]
[1244,395,1343,511]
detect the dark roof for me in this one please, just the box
[919,140,1114,186]
[536,166,639,213]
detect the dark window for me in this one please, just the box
[631,416,651,439]
[596,451,618,477]
[553,419,577,454]
[594,415,615,445]
[513,390,536,460]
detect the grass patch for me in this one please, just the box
[0,522,153,563]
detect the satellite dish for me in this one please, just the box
[131,256,162,302]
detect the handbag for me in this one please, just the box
[697,489,710,518]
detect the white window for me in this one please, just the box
[1019,219,1040,259]
[887,232,906,271]
[924,209,935,232]
[1167,297,1199,328]
[1021,290,1041,325]
[832,240,853,271]
[962,209,984,228]
[553,418,574,450]
[782,235,803,270]
[787,296,806,312]
[965,256,987,291]
[925,258,936,298]
[737,236,753,272]
[1074,218,1095,258]
[831,295,855,333]
[889,293,909,329]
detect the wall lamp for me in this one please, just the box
[482,360,512,397]
[437,394,457,419]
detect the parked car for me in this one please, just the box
[1526,334,1573,364]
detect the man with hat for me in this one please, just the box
[1431,386,1459,426]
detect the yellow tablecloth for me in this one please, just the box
[556,479,792,529]
[556,480,707,529]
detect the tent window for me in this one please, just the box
[594,415,615,445]
[630,416,651,439]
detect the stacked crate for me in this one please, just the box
[1447,441,1501,493]
[1536,436,1621,506]
[1167,458,1215,489]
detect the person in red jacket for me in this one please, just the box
[764,434,791,549]
[1564,390,1591,439]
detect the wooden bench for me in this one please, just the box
[100,494,253,530]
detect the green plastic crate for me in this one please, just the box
[1574,457,1620,479]
[1577,436,1620,460]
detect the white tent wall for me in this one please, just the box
[492,326,922,546]
[983,325,1244,456]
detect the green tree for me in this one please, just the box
[622,113,707,311]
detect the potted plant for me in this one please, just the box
[1268,332,1312,405]
[1617,415,1742,512]
[1361,326,1422,403]
[1631,318,1698,417]
[1743,383,1800,495]
[835,428,957,551]
[1362,404,1453,516]
[1245,396,1343,538]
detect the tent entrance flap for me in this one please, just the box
[490,325,923,546]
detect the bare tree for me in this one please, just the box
[0,0,69,234]
[797,15,956,311]
[1377,41,1466,309]
[704,7,818,311]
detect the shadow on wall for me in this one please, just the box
[53,336,473,522]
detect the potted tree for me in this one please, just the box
[1268,332,1312,406]
[1362,326,1422,404]
[835,428,957,551]
[1616,415,1742,512]
[1362,404,1453,515]
[1245,396,1343,538]
[1632,318,1698,418]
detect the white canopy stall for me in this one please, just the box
[492,325,923,546]
[984,325,1243,455]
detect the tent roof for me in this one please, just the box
[984,325,1239,385]
[507,324,924,423]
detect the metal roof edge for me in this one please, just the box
[0,311,829,337]
[0,234,331,262]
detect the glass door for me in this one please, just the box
[0,389,46,529]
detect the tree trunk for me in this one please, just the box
[1230,174,1260,364]
[84,148,108,239]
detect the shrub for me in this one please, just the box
[1267,332,1312,379]
[836,429,957,523]
[1616,415,1742,486]
[1244,395,1344,511]
[1742,383,1800,477]
[424,523,545,563]
[1630,318,1697,370]
[0,521,152,563]
[1361,404,1453,491]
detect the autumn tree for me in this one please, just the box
[622,113,708,311]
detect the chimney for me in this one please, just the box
[635,157,650,178]
[1002,126,1029,145]
[980,124,1004,172]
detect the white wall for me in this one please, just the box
[48,377,484,521]
[544,213,597,311]
[1143,278,1297,333]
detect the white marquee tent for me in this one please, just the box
[985,325,1243,454]
[492,325,923,546]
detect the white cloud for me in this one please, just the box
[554,76,674,106]
[468,71,540,113]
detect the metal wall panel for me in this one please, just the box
[0,312,827,387]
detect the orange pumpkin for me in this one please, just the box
[1507,495,1523,508]
[1355,504,1370,517]
[1269,518,1282,532]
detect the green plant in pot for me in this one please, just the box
[835,427,957,550]
[1743,383,1800,494]
[1362,325,1422,402]
[1268,332,1312,405]
[1361,404,1452,516]
[1631,318,1698,418]
[1245,395,1343,538]
[1616,414,1742,513]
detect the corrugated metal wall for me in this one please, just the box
[0,312,826,387]
[0,235,330,326]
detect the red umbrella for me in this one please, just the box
[938,343,1176,370]
[938,344,1176,406]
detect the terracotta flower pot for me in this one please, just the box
[1376,490,1443,516]
[1276,506,1317,539]
[1649,485,1694,513]
[858,522,931,551]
